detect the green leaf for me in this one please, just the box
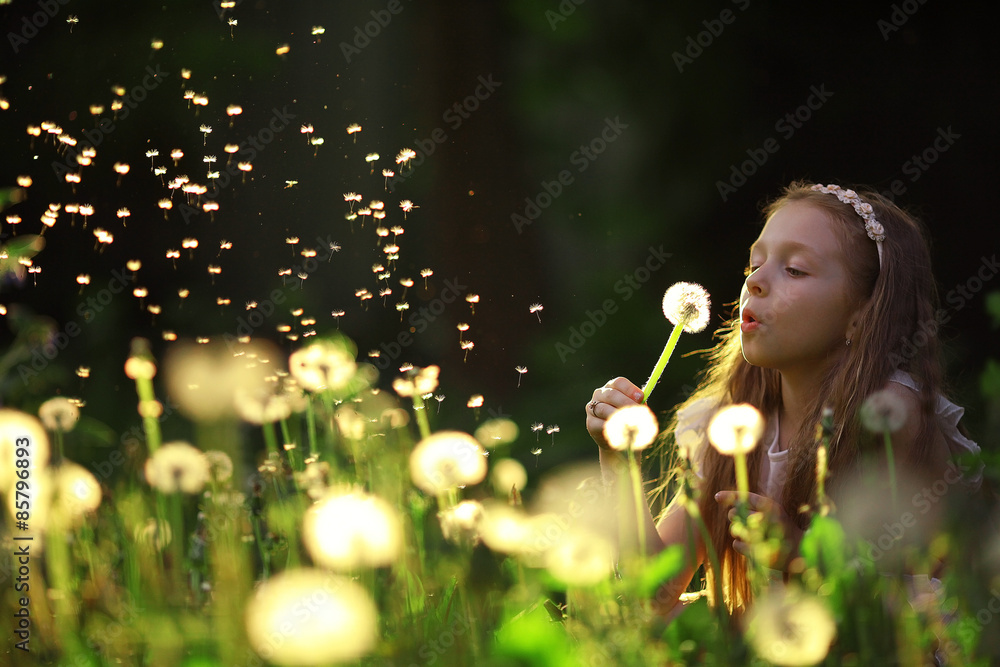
[638,543,686,598]
[985,290,1000,329]
[798,515,847,573]
[979,358,1000,399]
[494,602,577,666]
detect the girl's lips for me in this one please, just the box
[740,307,761,333]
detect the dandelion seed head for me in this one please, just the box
[410,431,488,494]
[0,409,50,493]
[288,339,357,393]
[603,404,659,451]
[474,418,519,448]
[303,487,402,570]
[859,389,908,433]
[662,281,712,333]
[38,397,80,432]
[746,585,836,666]
[545,526,614,587]
[144,441,211,494]
[707,403,764,455]
[245,569,378,665]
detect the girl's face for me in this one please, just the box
[739,200,863,373]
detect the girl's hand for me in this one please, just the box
[586,377,646,450]
[715,490,803,570]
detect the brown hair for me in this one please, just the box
[653,180,945,613]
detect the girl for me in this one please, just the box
[586,180,986,617]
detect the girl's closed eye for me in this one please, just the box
[786,267,805,277]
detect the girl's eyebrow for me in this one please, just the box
[748,240,818,258]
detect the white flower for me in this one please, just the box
[409,431,488,494]
[859,388,908,433]
[661,282,711,333]
[245,569,378,665]
[707,403,764,455]
[144,441,211,494]
[746,585,836,666]
[288,340,356,393]
[302,488,402,570]
[38,397,80,432]
[603,404,659,451]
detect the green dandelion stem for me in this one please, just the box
[134,375,162,454]
[306,398,319,459]
[262,421,279,457]
[412,393,431,440]
[734,451,749,505]
[884,429,897,510]
[168,492,185,595]
[627,445,647,559]
[642,318,689,404]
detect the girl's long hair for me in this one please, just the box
[652,180,945,613]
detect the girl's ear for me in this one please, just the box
[844,301,866,343]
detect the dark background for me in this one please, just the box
[1,0,998,477]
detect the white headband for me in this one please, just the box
[811,183,885,267]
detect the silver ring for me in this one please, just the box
[588,400,598,416]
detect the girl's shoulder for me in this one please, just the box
[887,370,983,492]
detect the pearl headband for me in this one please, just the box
[811,183,885,267]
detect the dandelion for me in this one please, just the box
[150,38,164,50]
[365,152,379,173]
[529,302,543,322]
[410,431,488,495]
[545,526,614,587]
[546,425,560,446]
[76,366,90,379]
[457,322,469,341]
[515,365,527,387]
[420,267,433,289]
[490,458,527,496]
[144,441,211,494]
[302,487,403,570]
[460,339,474,362]
[170,148,184,166]
[66,14,78,31]
[50,462,101,528]
[478,502,534,554]
[288,339,357,393]
[395,147,416,167]
[603,404,659,452]
[199,124,212,145]
[642,281,712,403]
[475,418,518,448]
[860,389,908,509]
[531,423,544,440]
[0,409,50,493]
[466,293,480,315]
[708,403,764,506]
[438,499,485,545]
[311,25,325,37]
[346,123,362,143]
[164,341,276,421]
[245,569,378,665]
[38,397,80,432]
[745,585,836,666]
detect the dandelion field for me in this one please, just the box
[3,2,1000,666]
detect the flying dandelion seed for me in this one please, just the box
[275,44,290,56]
[284,180,298,189]
[199,124,212,145]
[76,366,90,379]
[66,14,78,31]
[347,123,362,143]
[399,199,418,218]
[126,259,141,272]
[529,303,543,322]
[170,148,184,166]
[461,340,474,362]
[546,424,560,446]
[395,147,417,169]
[227,18,237,38]
[300,124,314,145]
[465,293,480,316]
[515,366,527,387]
[365,152,379,173]
[150,38,164,50]
[113,162,130,186]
